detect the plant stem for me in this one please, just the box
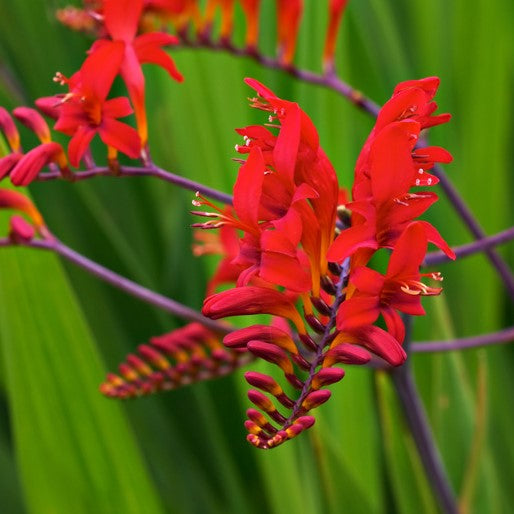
[37,164,233,205]
[411,326,514,353]
[391,363,459,514]
[1,237,231,334]
[425,227,514,265]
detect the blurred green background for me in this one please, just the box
[0,1,512,513]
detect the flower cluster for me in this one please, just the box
[191,77,454,448]
[0,0,182,187]
[57,0,349,67]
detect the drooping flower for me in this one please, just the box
[337,222,443,343]
[327,118,455,263]
[53,42,141,167]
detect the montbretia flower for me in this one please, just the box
[328,118,455,263]
[337,222,444,343]
[238,78,339,293]
[96,0,183,146]
[54,42,141,167]
[193,147,316,292]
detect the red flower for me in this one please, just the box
[239,79,339,292]
[337,222,443,343]
[54,42,141,167]
[327,119,455,262]
[96,0,183,146]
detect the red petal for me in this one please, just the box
[103,97,133,119]
[273,102,301,179]
[68,125,96,167]
[327,223,377,262]
[98,118,141,159]
[350,325,406,366]
[134,33,183,82]
[386,222,427,278]
[81,41,125,101]
[416,221,456,260]
[244,78,277,100]
[103,0,143,41]
[337,296,381,331]
[381,307,406,343]
[370,120,420,204]
[233,146,264,229]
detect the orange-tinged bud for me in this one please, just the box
[276,0,303,65]
[323,0,349,73]
[0,189,44,228]
[0,107,21,152]
[9,215,35,243]
[240,0,261,48]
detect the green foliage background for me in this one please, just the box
[0,1,512,513]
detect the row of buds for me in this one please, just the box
[100,322,249,398]
[0,107,71,186]
[58,0,350,69]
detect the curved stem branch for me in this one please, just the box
[411,326,514,353]
[37,163,233,205]
[425,226,514,265]
[0,237,231,334]
[391,363,459,514]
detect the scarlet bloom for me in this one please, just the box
[337,222,443,343]
[97,0,183,146]
[327,118,455,263]
[54,42,141,167]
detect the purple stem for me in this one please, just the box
[1,237,231,335]
[177,38,382,116]
[431,162,514,300]
[391,363,459,514]
[411,326,514,353]
[37,163,233,206]
[425,226,514,266]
